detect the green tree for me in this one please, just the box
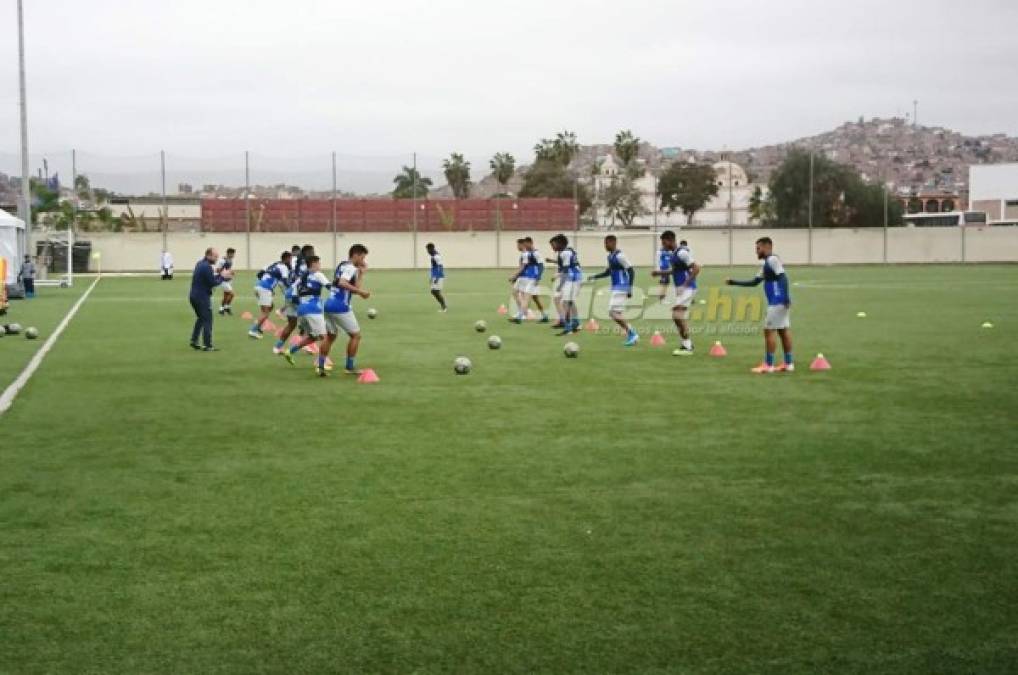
[613,129,641,168]
[533,130,580,168]
[600,174,647,227]
[392,166,432,199]
[519,160,592,214]
[442,153,472,199]
[489,152,516,195]
[657,162,719,224]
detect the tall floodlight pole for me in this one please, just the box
[331,151,338,269]
[160,150,168,252]
[411,152,418,269]
[808,152,815,264]
[17,0,31,231]
[70,149,77,285]
[245,151,251,269]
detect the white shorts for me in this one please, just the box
[514,277,538,295]
[298,313,327,338]
[430,277,444,291]
[284,301,299,320]
[673,286,697,308]
[220,281,233,293]
[608,290,631,313]
[325,311,360,336]
[254,287,274,307]
[765,304,791,330]
[558,280,581,303]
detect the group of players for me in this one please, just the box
[210,228,794,377]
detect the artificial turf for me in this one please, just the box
[1,265,1016,673]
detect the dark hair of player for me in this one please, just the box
[604,235,617,243]
[523,236,533,243]
[281,251,293,261]
[291,245,300,253]
[660,230,676,241]
[301,244,315,257]
[226,247,236,255]
[756,237,773,246]
[349,244,369,256]
[306,255,321,265]
[425,242,436,250]
[679,240,687,247]
[516,238,526,244]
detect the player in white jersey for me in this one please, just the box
[652,231,700,354]
[508,238,549,323]
[274,245,314,354]
[321,244,372,377]
[281,255,330,366]
[249,251,292,339]
[425,242,447,312]
[726,236,794,373]
[548,234,583,334]
[215,247,237,315]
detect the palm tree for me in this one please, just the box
[392,166,432,199]
[442,153,472,199]
[614,130,640,167]
[489,152,516,195]
[554,130,579,167]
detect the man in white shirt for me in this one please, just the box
[160,250,175,280]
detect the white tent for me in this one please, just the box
[1,209,28,287]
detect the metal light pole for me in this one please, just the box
[70,149,77,285]
[17,0,31,231]
[808,152,814,264]
[331,151,338,269]
[160,150,168,252]
[411,152,418,269]
[244,151,251,269]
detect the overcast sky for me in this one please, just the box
[2,0,1017,188]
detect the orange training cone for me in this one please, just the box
[241,311,253,320]
[357,368,380,383]
[497,304,508,315]
[586,318,600,332]
[650,331,666,347]
[810,353,831,371]
[709,341,727,357]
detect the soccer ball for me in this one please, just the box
[5,323,21,335]
[367,308,378,319]
[563,341,580,358]
[474,320,487,333]
[0,325,6,337]
[25,327,39,340]
[453,356,472,374]
[487,335,502,350]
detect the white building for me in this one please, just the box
[969,163,1018,223]
[593,156,765,228]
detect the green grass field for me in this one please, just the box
[2,264,1017,674]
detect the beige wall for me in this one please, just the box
[77,227,1018,272]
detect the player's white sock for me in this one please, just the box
[682,338,692,350]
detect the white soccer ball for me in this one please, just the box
[0,325,6,337]
[5,323,21,335]
[487,335,502,350]
[25,327,39,340]
[563,341,580,358]
[367,308,378,319]
[474,320,487,333]
[453,356,472,374]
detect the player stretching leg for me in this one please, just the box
[249,251,292,339]
[322,244,371,377]
[549,234,582,335]
[283,255,330,366]
[508,239,542,324]
[588,235,638,346]
[274,245,314,355]
[216,247,237,315]
[726,237,793,374]
[652,231,700,355]
[425,243,448,312]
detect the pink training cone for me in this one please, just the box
[357,368,380,383]
[810,353,832,371]
[497,304,508,315]
[709,341,727,357]
[240,311,253,320]
[650,331,666,347]
[586,318,600,332]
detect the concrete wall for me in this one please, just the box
[74,227,1018,272]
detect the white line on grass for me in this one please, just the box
[0,276,101,416]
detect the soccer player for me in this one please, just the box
[425,242,447,312]
[215,247,237,315]
[655,240,672,303]
[160,250,174,280]
[282,255,331,366]
[508,238,547,323]
[523,237,550,322]
[321,244,372,377]
[726,237,794,373]
[549,234,582,335]
[249,251,292,339]
[588,235,639,346]
[652,231,700,355]
[273,245,315,354]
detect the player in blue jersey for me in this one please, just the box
[588,235,639,346]
[655,241,673,303]
[281,255,331,368]
[726,237,794,373]
[548,234,583,335]
[508,238,549,323]
[215,247,237,315]
[652,231,700,355]
[249,251,292,339]
[321,244,372,377]
[273,245,315,354]
[425,242,447,312]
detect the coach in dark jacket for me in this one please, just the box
[189,247,232,350]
